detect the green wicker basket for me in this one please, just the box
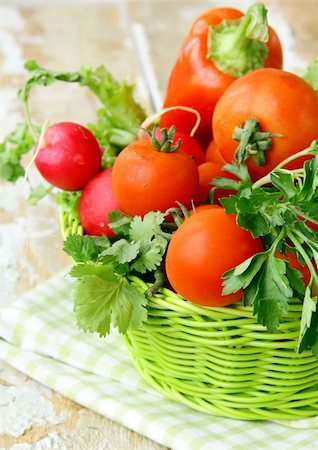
[60,209,318,421]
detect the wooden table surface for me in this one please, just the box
[0,1,317,449]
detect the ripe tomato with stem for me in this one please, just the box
[165,206,264,307]
[112,126,199,217]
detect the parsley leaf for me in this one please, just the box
[72,264,148,336]
[64,234,110,263]
[223,251,293,332]
[222,141,318,355]
[104,211,169,274]
[103,239,140,264]
[297,288,318,355]
[253,256,292,332]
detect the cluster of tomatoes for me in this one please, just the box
[34,6,318,308]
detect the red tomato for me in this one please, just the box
[213,68,318,181]
[166,207,263,307]
[140,127,206,166]
[111,139,199,216]
[79,169,119,236]
[35,122,102,191]
[205,139,227,164]
[198,162,237,204]
[161,7,282,147]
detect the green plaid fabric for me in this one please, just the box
[0,270,317,450]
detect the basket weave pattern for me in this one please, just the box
[125,277,318,421]
[61,210,318,421]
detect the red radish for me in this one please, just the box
[140,127,206,166]
[35,122,102,191]
[79,169,119,236]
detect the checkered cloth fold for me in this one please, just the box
[0,270,317,450]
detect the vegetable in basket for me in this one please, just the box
[212,67,318,180]
[0,60,146,187]
[34,122,102,191]
[111,127,200,216]
[160,3,283,147]
[1,51,318,361]
[165,206,264,306]
[79,169,119,236]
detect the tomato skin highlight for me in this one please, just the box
[165,207,264,307]
[79,169,119,236]
[111,139,199,217]
[35,122,102,191]
[161,8,282,147]
[213,68,318,181]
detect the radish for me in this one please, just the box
[35,122,102,191]
[79,169,119,236]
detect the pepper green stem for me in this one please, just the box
[207,3,269,77]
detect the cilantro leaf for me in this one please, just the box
[102,239,140,264]
[73,272,148,336]
[105,211,169,275]
[112,283,148,333]
[129,212,165,242]
[64,234,108,263]
[108,210,132,236]
[70,263,116,281]
[130,236,167,273]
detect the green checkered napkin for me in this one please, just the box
[0,270,317,450]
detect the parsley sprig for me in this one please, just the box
[215,140,318,356]
[63,210,172,336]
